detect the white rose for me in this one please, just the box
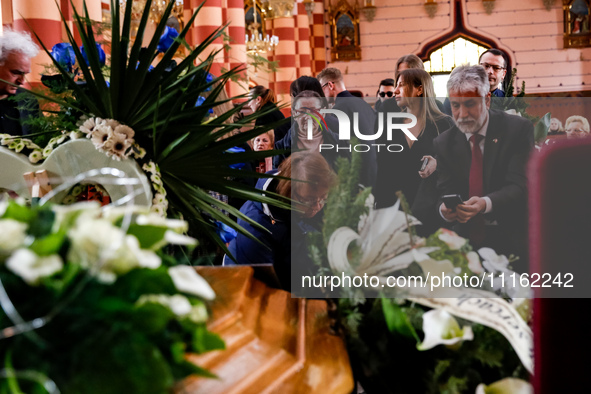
[187,302,208,323]
[168,265,215,300]
[168,294,193,316]
[137,294,192,316]
[6,249,64,285]
[0,219,28,253]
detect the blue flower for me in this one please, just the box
[195,96,206,107]
[226,147,246,170]
[204,72,214,92]
[157,26,179,53]
[215,221,238,244]
[194,96,214,114]
[50,43,76,72]
[80,43,106,66]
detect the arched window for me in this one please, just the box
[423,37,489,98]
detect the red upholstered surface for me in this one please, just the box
[529,137,591,392]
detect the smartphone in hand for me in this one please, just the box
[441,194,464,211]
[420,157,429,172]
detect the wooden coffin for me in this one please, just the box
[177,266,354,394]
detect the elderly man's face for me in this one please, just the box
[449,88,491,134]
[0,52,31,99]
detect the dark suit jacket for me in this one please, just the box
[330,90,378,189]
[0,91,40,136]
[433,109,534,257]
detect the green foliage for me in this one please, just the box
[322,148,372,246]
[0,201,222,393]
[381,297,419,341]
[534,112,551,144]
[490,68,550,145]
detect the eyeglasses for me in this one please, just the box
[566,128,586,134]
[293,191,328,207]
[321,81,331,89]
[480,63,505,72]
[379,91,394,98]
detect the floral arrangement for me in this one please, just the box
[12,0,289,254]
[308,155,532,393]
[0,199,223,393]
[78,116,145,161]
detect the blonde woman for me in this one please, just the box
[564,115,590,139]
[252,130,274,173]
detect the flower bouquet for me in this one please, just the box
[0,199,223,393]
[4,0,289,253]
[307,155,533,393]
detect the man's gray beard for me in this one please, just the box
[457,121,479,134]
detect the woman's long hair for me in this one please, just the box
[397,69,447,133]
[251,85,276,110]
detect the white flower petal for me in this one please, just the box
[417,309,473,350]
[168,294,192,316]
[467,251,484,274]
[168,265,215,300]
[0,219,28,253]
[164,230,197,246]
[6,249,64,285]
[438,230,467,250]
[476,378,533,394]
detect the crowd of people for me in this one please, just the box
[2,27,590,288]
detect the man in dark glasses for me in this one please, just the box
[374,78,395,112]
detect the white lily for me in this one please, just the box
[475,378,533,394]
[328,199,438,280]
[6,249,64,286]
[168,265,215,300]
[417,309,474,350]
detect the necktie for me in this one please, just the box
[468,134,485,246]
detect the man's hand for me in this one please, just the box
[456,196,487,223]
[440,203,458,221]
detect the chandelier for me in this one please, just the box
[260,0,294,19]
[119,0,184,23]
[245,9,278,55]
